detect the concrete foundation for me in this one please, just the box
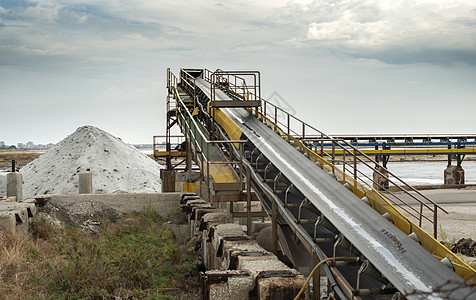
[373,165,389,191]
[181,196,309,299]
[444,165,465,185]
[41,193,181,224]
[7,172,23,202]
[78,171,93,194]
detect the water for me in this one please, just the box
[139,148,154,155]
[2,160,476,186]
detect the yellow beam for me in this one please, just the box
[153,151,186,157]
[323,148,476,155]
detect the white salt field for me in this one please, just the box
[355,161,476,186]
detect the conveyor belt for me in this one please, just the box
[176,88,240,186]
[193,77,472,298]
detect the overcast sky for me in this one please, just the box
[1,0,475,145]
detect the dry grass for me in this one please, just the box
[0,210,199,300]
[0,151,41,168]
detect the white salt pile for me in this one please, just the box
[0,175,5,196]
[19,125,163,199]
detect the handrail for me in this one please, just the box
[153,135,185,154]
[309,138,446,228]
[167,68,247,200]
[209,70,260,105]
[256,97,447,238]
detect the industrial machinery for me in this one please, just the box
[158,68,476,299]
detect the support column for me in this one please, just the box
[78,170,93,194]
[160,169,175,192]
[7,172,23,202]
[444,165,465,185]
[373,165,389,191]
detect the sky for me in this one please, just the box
[0,0,475,145]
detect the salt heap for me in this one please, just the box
[20,125,163,199]
[0,175,6,196]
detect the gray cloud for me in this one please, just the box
[0,0,475,145]
[274,0,476,66]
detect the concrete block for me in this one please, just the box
[0,206,29,233]
[238,215,248,226]
[444,165,465,185]
[208,223,246,269]
[213,223,246,238]
[203,212,232,229]
[233,202,245,211]
[17,202,37,218]
[251,220,271,234]
[78,171,93,194]
[373,165,389,191]
[0,212,16,231]
[202,270,253,300]
[238,256,309,299]
[237,255,289,279]
[181,199,210,214]
[257,272,309,300]
[7,172,23,202]
[219,238,271,270]
[6,196,16,202]
[191,207,218,237]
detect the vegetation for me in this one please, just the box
[0,150,41,168]
[0,209,199,299]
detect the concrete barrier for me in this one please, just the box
[40,193,181,222]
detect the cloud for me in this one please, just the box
[77,14,87,24]
[276,0,476,65]
[18,1,63,23]
[0,5,6,14]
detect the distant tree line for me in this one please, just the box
[0,145,17,149]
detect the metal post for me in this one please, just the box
[343,148,346,182]
[207,143,210,202]
[433,204,438,239]
[353,150,357,181]
[272,198,278,255]
[312,252,320,300]
[287,114,290,136]
[331,140,335,166]
[247,167,252,236]
[320,134,324,157]
[274,108,278,131]
[239,143,244,190]
[419,203,423,227]
[11,160,15,172]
